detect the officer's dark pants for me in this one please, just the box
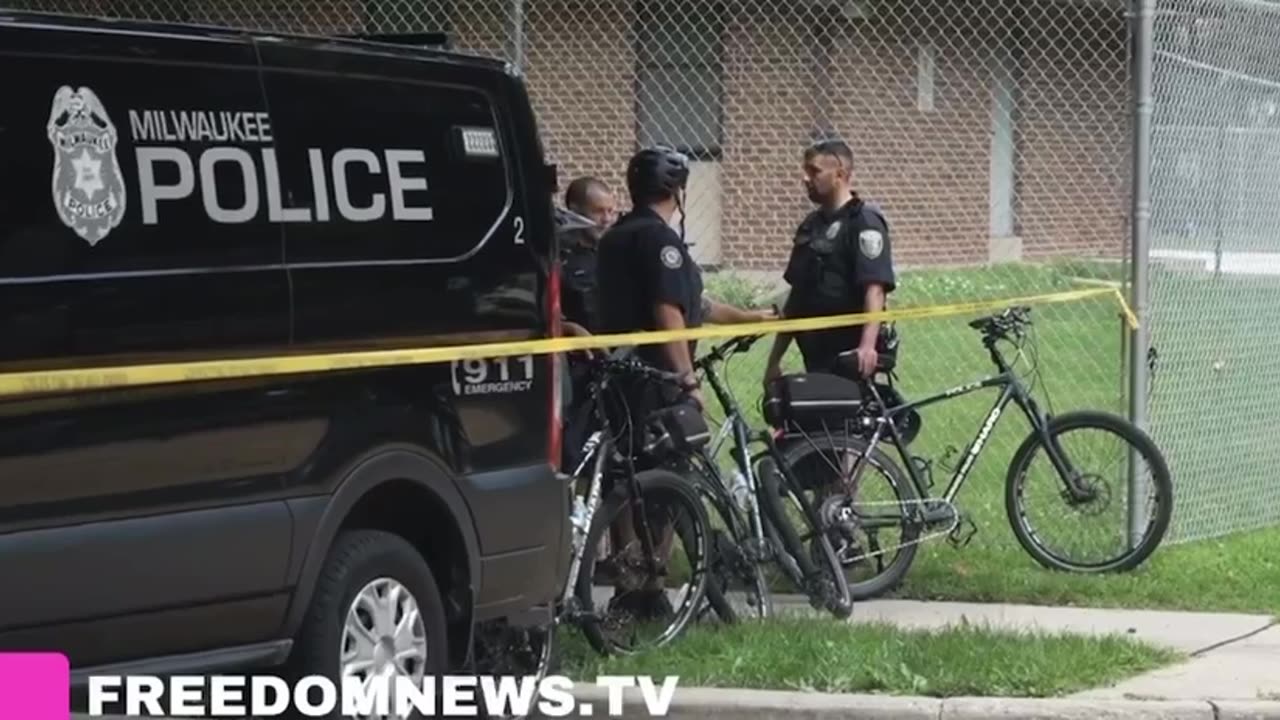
[602,375,684,603]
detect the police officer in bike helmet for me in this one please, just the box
[596,145,707,408]
[590,145,707,623]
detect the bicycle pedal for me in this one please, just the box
[946,515,979,549]
[909,455,935,489]
[566,608,597,624]
[938,444,960,472]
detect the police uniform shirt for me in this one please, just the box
[782,197,896,371]
[595,206,704,372]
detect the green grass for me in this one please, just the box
[696,260,1280,616]
[554,617,1181,698]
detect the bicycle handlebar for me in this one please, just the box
[700,333,765,366]
[587,350,688,388]
[968,305,1033,340]
[696,303,778,367]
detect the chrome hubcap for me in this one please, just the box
[341,577,428,718]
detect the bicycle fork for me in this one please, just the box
[561,432,608,621]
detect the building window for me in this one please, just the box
[917,42,937,112]
[634,1,726,159]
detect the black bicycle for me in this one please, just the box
[665,333,854,624]
[759,305,1174,600]
[473,348,713,718]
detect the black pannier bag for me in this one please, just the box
[641,399,712,461]
[763,372,922,445]
[762,372,868,431]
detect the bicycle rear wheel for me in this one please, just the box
[1005,410,1173,573]
[779,434,923,601]
[755,454,853,619]
[574,468,711,655]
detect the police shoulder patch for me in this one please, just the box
[660,245,683,269]
[859,229,884,259]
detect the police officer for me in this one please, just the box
[596,146,706,407]
[588,145,705,622]
[556,175,617,335]
[764,138,897,384]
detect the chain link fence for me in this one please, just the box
[1148,0,1280,541]
[6,0,1277,561]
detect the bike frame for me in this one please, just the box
[555,357,670,620]
[692,356,770,550]
[694,344,827,582]
[560,427,610,612]
[827,334,1094,521]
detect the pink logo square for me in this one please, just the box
[0,652,70,720]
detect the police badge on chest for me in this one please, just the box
[47,85,127,245]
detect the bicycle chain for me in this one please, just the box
[821,497,965,564]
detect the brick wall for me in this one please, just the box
[1016,1,1132,261]
[819,1,998,269]
[522,0,637,206]
[437,0,1133,274]
[710,0,1131,271]
[719,5,820,270]
[43,0,1131,271]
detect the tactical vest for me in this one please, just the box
[784,202,886,315]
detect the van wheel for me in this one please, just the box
[285,529,448,720]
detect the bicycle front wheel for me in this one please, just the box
[755,454,853,619]
[1005,410,1173,573]
[681,453,772,625]
[574,468,712,655]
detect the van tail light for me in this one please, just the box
[547,259,564,472]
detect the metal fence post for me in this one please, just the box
[509,0,525,72]
[1128,0,1156,548]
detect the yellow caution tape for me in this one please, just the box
[0,286,1137,398]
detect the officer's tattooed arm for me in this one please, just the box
[859,284,886,350]
[702,295,775,324]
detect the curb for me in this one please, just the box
[562,686,1280,720]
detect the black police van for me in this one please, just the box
[0,8,569,708]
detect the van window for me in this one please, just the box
[256,47,529,346]
[260,57,512,266]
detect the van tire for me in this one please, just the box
[283,529,449,720]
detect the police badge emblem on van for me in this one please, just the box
[47,85,128,245]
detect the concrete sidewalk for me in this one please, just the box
[784,596,1280,702]
[1074,624,1280,703]
[773,596,1278,656]
[767,596,1280,704]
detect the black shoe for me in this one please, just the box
[608,589,674,623]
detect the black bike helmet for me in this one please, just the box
[626,145,690,205]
